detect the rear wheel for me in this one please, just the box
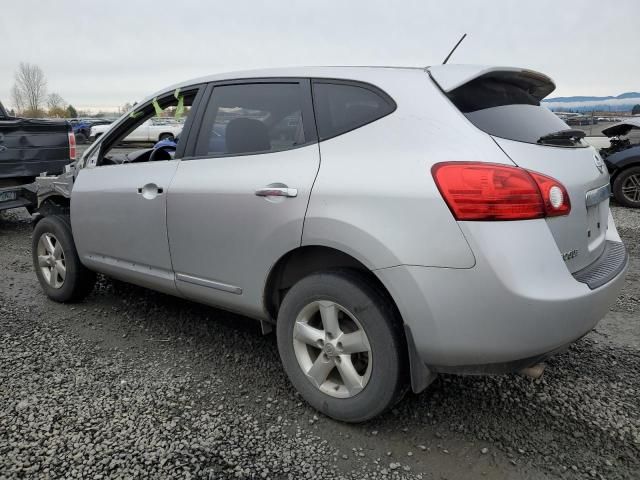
[276,270,407,422]
[32,215,96,302]
[75,132,87,144]
[613,166,640,208]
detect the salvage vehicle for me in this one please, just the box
[31,66,628,422]
[599,118,640,208]
[90,117,182,143]
[0,100,74,212]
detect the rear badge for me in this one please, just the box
[594,154,605,174]
[562,249,579,262]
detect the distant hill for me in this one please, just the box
[543,92,640,112]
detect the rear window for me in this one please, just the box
[447,77,582,147]
[312,81,395,140]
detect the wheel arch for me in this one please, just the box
[33,194,70,225]
[610,157,640,182]
[264,245,377,320]
[263,245,436,393]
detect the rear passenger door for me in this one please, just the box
[167,79,319,318]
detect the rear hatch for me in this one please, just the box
[428,66,611,273]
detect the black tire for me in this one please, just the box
[613,166,640,208]
[276,269,407,422]
[75,132,87,144]
[158,133,174,142]
[32,215,96,302]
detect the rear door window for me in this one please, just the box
[447,77,584,147]
[194,82,315,157]
[312,81,396,140]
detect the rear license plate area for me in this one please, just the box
[0,191,17,203]
[585,184,610,250]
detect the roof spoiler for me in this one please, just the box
[427,65,556,102]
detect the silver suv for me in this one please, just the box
[32,65,628,422]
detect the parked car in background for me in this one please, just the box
[69,119,92,144]
[88,118,115,127]
[599,118,640,207]
[566,115,598,126]
[0,100,75,212]
[90,118,182,143]
[30,66,627,422]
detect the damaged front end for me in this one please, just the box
[32,162,77,217]
[600,118,640,158]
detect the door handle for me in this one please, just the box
[137,183,163,199]
[255,186,298,198]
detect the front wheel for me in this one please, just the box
[276,270,407,422]
[613,166,640,208]
[32,215,96,302]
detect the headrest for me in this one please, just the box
[226,118,270,154]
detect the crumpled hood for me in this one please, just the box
[602,118,640,137]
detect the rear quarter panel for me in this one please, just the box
[303,69,513,269]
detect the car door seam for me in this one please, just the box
[164,159,182,289]
[300,79,322,246]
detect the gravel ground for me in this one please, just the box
[0,205,639,479]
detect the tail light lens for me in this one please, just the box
[527,170,571,217]
[68,132,76,161]
[431,162,571,221]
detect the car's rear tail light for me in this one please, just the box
[526,170,571,217]
[431,162,571,221]
[68,132,76,161]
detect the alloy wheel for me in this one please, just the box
[622,173,640,203]
[292,300,372,398]
[36,233,66,289]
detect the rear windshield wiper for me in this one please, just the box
[537,129,586,146]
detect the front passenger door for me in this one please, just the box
[71,87,203,294]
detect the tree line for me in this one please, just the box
[10,62,79,118]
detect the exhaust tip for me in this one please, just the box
[519,363,546,380]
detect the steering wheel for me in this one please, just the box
[149,146,175,162]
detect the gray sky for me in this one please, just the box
[2,0,638,112]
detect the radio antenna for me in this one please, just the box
[442,33,467,64]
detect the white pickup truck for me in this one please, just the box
[90,118,182,143]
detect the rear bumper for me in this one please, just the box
[376,215,628,370]
[573,240,628,290]
[0,184,36,212]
